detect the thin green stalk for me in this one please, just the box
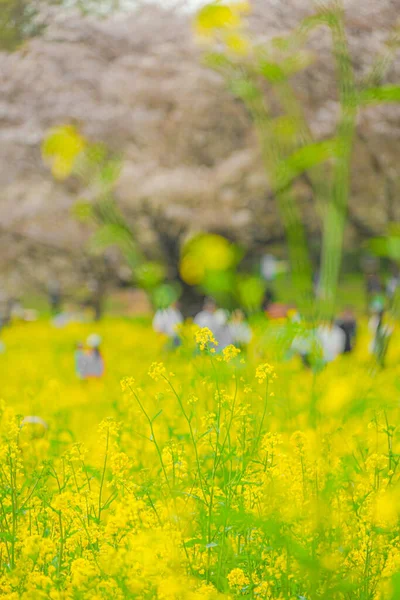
[206,353,225,584]
[162,376,208,504]
[98,428,109,522]
[253,378,270,455]
[129,384,172,496]
[319,5,357,315]
[57,511,64,576]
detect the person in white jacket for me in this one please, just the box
[194,298,232,350]
[228,309,252,349]
[153,301,183,348]
[317,321,346,363]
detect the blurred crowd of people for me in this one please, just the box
[150,263,399,372]
[0,259,398,378]
[153,298,252,352]
[73,260,399,381]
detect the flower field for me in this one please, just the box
[1,318,400,599]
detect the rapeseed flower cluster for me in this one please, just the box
[0,318,400,598]
[195,327,218,351]
[222,345,241,363]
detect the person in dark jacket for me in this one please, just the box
[336,307,357,353]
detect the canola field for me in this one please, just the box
[1,318,400,599]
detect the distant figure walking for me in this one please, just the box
[313,269,321,298]
[75,334,105,379]
[262,287,276,312]
[86,334,105,378]
[194,298,232,350]
[387,267,400,308]
[369,309,393,368]
[48,280,61,315]
[75,342,88,379]
[317,321,346,364]
[336,307,357,353]
[87,278,105,322]
[153,301,183,348]
[228,309,252,350]
[365,272,383,313]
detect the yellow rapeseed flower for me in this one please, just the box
[148,362,167,381]
[195,327,218,351]
[222,344,241,362]
[255,362,276,383]
[227,567,250,588]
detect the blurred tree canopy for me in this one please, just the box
[0,0,399,299]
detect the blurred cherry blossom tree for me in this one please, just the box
[0,0,399,298]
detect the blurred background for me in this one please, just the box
[0,0,399,319]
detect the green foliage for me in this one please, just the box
[258,60,286,83]
[0,0,124,52]
[300,8,341,34]
[236,275,266,312]
[136,262,166,291]
[0,0,44,51]
[198,0,400,317]
[257,52,314,83]
[229,77,259,101]
[151,282,181,309]
[360,85,400,105]
[390,573,400,600]
[370,227,400,262]
[71,200,94,222]
[76,143,122,191]
[89,223,133,254]
[43,127,143,286]
[275,139,337,190]
[91,199,143,271]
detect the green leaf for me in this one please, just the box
[369,237,389,257]
[230,77,260,101]
[370,235,400,260]
[259,60,286,83]
[204,51,232,70]
[72,200,93,222]
[136,262,166,290]
[388,223,400,237]
[89,224,134,253]
[236,275,266,311]
[280,52,314,76]
[387,237,400,261]
[79,143,108,172]
[275,139,337,189]
[300,10,340,34]
[360,85,400,105]
[99,158,122,187]
[271,116,300,143]
[152,283,181,309]
[390,572,400,600]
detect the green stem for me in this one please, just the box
[98,429,109,522]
